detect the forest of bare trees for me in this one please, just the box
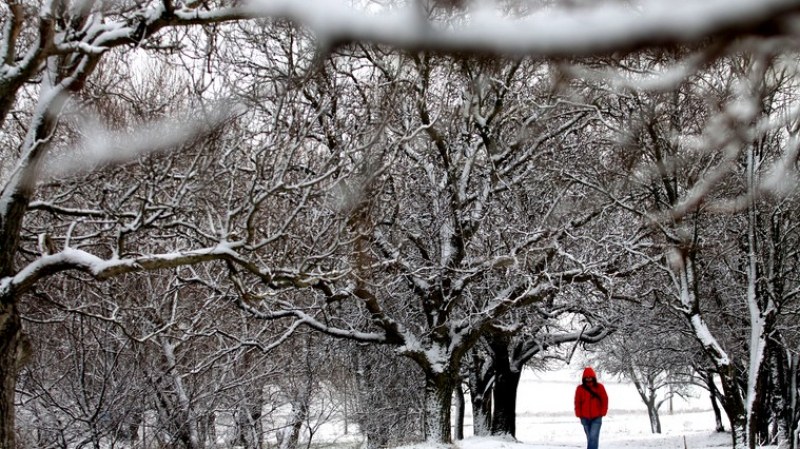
[3,1,800,449]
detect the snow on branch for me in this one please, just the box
[44,100,241,179]
[1,243,242,296]
[234,292,390,344]
[244,0,800,57]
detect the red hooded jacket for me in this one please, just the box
[574,367,608,419]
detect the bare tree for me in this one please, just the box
[464,306,611,438]
[588,297,699,434]
[0,3,277,444]
[0,4,348,445]
[231,48,637,443]
[568,47,800,448]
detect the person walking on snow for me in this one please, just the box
[574,367,608,449]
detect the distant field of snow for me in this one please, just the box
[312,365,757,449]
[455,367,755,449]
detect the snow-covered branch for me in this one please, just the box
[1,243,242,296]
[245,0,800,57]
[233,290,391,345]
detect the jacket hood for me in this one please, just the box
[582,367,597,379]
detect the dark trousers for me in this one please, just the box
[580,417,602,449]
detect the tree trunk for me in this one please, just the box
[645,399,661,434]
[627,367,661,434]
[469,389,492,437]
[740,313,777,449]
[160,340,201,449]
[708,381,726,433]
[199,413,216,448]
[276,399,308,449]
[748,355,772,448]
[467,351,493,437]
[454,383,465,440]
[782,351,799,449]
[717,365,748,449]
[770,344,793,449]
[235,401,263,449]
[674,256,746,449]
[724,392,747,449]
[490,367,520,437]
[0,301,25,449]
[423,371,456,443]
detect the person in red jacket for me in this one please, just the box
[574,367,608,449]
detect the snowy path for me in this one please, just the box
[512,410,731,448]
[452,370,744,449]
[506,410,732,449]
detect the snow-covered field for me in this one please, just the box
[441,367,744,449]
[396,366,750,449]
[318,365,745,449]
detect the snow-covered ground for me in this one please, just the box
[506,368,732,448]
[311,364,761,449]
[398,367,751,449]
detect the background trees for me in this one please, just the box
[587,297,699,435]
[1,2,263,445]
[563,47,800,449]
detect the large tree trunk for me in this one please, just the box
[739,309,777,449]
[0,301,25,449]
[748,355,772,448]
[769,342,794,449]
[423,370,457,443]
[693,335,747,449]
[467,351,493,437]
[0,44,74,448]
[717,365,748,449]
[453,383,465,440]
[674,255,747,449]
[490,366,520,437]
[483,333,521,438]
[469,392,492,438]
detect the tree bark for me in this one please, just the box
[627,367,661,434]
[235,399,263,449]
[276,398,308,449]
[717,365,748,449]
[767,343,793,449]
[423,370,457,443]
[467,351,493,437]
[674,255,747,449]
[470,393,492,437]
[160,340,201,449]
[0,300,25,449]
[646,399,662,434]
[490,367,520,437]
[453,383,465,440]
[706,378,726,433]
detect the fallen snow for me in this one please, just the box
[364,367,769,449]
